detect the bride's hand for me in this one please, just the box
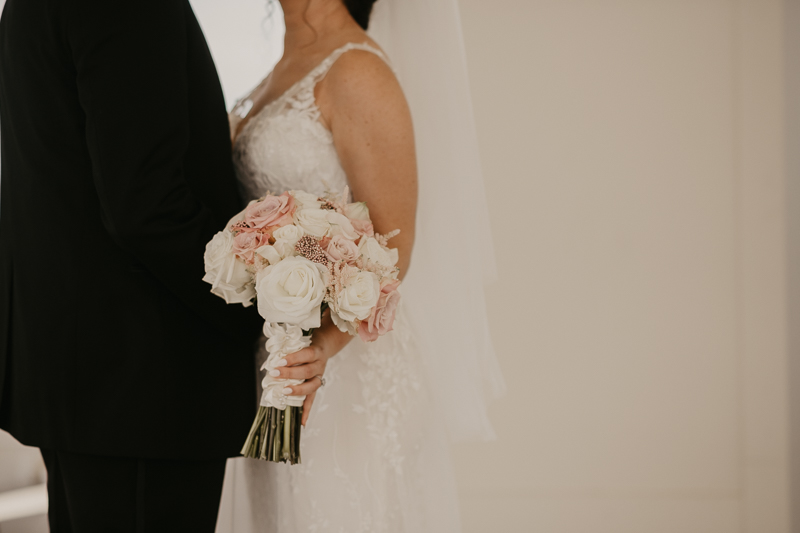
[273,344,329,426]
[272,311,353,425]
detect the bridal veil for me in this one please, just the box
[369,0,505,442]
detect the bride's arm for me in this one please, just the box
[274,50,418,425]
[321,50,418,276]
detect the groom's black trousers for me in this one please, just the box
[41,450,227,533]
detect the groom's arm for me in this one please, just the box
[66,0,262,339]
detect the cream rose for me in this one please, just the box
[273,224,305,244]
[358,237,398,268]
[331,309,358,336]
[203,230,255,306]
[255,256,328,329]
[344,201,371,221]
[204,230,235,274]
[256,245,282,265]
[272,224,305,258]
[211,261,256,306]
[335,270,380,323]
[290,190,323,210]
[293,209,331,238]
[326,211,359,240]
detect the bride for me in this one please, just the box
[217,0,503,531]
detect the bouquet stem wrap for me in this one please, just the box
[240,322,311,464]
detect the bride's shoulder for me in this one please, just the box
[318,42,406,113]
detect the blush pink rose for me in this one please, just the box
[350,219,374,237]
[358,279,401,342]
[325,235,359,263]
[232,231,270,264]
[244,192,296,229]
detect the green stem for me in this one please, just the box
[259,407,270,460]
[273,409,282,461]
[282,407,293,461]
[240,405,303,464]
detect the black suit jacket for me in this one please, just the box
[0,0,263,459]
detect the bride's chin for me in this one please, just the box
[278,0,316,11]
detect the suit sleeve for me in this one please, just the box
[67,0,262,340]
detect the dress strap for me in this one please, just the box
[308,42,395,85]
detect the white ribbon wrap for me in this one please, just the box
[259,322,311,410]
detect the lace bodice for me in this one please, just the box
[230,42,390,201]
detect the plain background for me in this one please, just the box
[455,0,792,531]
[1,0,799,532]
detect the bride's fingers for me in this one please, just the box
[301,391,316,426]
[271,360,322,380]
[284,378,322,397]
[283,347,316,367]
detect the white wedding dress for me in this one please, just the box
[216,42,463,533]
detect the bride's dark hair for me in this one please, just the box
[343,0,378,30]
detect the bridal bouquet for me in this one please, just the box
[203,188,402,464]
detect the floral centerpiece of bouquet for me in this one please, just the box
[202,188,402,464]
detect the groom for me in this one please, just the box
[0,0,263,530]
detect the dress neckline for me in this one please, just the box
[231,42,389,147]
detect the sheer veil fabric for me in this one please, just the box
[368,0,505,442]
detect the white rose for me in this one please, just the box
[203,231,255,306]
[274,240,298,259]
[255,256,328,329]
[272,224,305,257]
[388,248,399,266]
[331,308,358,335]
[326,211,359,240]
[204,230,234,274]
[210,262,256,306]
[290,190,323,210]
[358,237,398,267]
[256,245,282,265]
[273,224,305,244]
[293,209,331,238]
[344,201,370,221]
[335,270,380,322]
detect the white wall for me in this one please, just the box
[786,0,800,530]
[454,0,791,531]
[190,0,284,109]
